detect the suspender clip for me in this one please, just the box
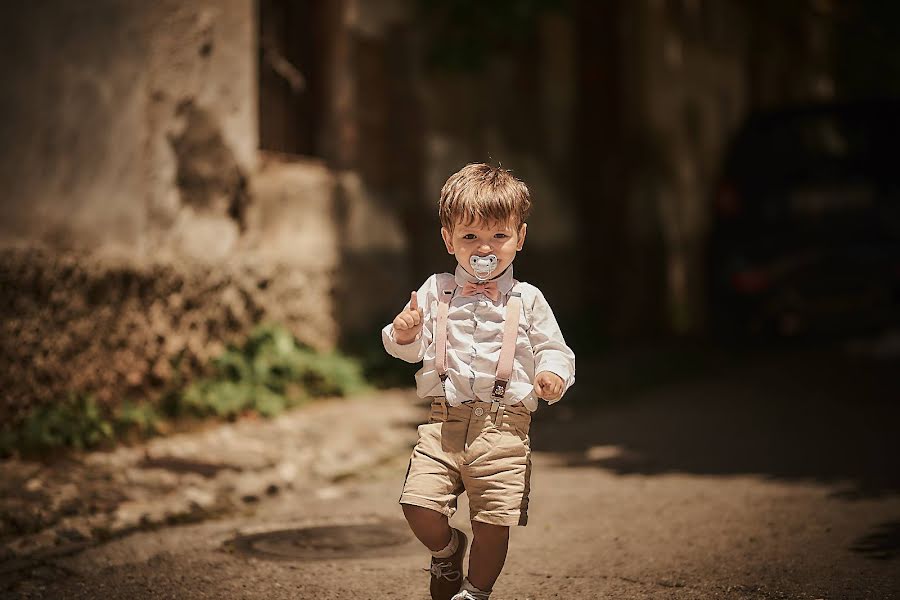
[491,379,508,399]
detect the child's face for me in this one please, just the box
[441,218,527,279]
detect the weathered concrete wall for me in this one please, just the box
[0,0,258,256]
[0,1,340,422]
[0,2,148,250]
[143,1,260,261]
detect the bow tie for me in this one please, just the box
[460,280,500,301]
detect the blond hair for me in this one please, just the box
[438,163,532,231]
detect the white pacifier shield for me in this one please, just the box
[470,254,498,280]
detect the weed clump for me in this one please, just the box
[174,324,366,419]
[1,324,367,457]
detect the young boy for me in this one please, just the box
[382,163,575,600]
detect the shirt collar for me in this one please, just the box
[454,263,515,296]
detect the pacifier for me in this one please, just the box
[469,254,498,280]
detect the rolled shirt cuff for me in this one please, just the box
[381,325,426,363]
[534,362,575,404]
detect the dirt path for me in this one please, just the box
[6,344,900,599]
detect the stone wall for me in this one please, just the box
[0,1,340,423]
[0,155,339,424]
[0,0,839,422]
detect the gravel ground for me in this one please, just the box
[3,344,899,599]
[0,391,420,568]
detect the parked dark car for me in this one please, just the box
[707,100,900,338]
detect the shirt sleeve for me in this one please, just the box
[381,275,435,364]
[526,287,576,404]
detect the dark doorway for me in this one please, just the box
[258,0,326,156]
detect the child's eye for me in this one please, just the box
[494,233,509,239]
[462,234,477,240]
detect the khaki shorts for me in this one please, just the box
[399,398,533,527]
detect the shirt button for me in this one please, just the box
[473,407,484,417]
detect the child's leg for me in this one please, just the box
[402,503,453,552]
[467,520,510,592]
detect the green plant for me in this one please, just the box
[0,324,368,457]
[4,394,114,455]
[172,324,367,419]
[115,400,161,437]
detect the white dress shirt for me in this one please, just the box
[382,264,575,411]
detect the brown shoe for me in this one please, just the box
[428,529,468,600]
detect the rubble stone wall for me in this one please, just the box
[0,245,335,425]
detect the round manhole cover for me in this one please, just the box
[228,520,419,560]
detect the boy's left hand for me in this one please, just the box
[535,371,564,402]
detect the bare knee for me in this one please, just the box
[471,520,510,544]
[402,504,451,552]
[403,504,447,527]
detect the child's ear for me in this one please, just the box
[441,227,455,254]
[516,223,527,251]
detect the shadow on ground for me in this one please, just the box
[532,337,900,500]
[851,520,900,560]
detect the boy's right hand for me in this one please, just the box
[392,291,424,345]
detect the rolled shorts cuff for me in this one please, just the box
[472,509,528,527]
[399,494,457,519]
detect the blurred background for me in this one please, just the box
[1,0,899,441]
[4,4,900,595]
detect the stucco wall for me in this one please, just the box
[0,1,149,250]
[0,0,258,256]
[0,1,340,423]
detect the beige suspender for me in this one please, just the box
[435,287,453,381]
[434,281,521,407]
[491,290,521,401]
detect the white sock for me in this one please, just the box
[461,578,491,599]
[432,528,459,558]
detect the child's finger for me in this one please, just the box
[541,381,556,399]
[536,373,562,400]
[409,291,419,311]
